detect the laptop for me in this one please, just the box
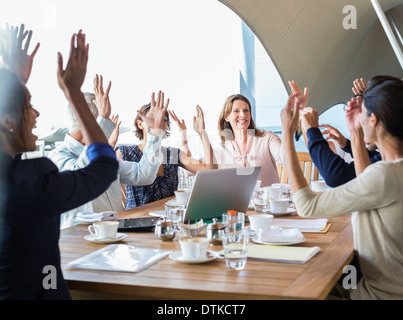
[182,167,261,223]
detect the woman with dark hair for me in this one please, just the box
[214,94,285,187]
[117,101,217,209]
[0,26,118,299]
[281,75,403,300]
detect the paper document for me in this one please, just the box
[67,244,172,273]
[247,244,320,264]
[149,210,166,218]
[272,218,328,232]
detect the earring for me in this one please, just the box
[9,128,14,133]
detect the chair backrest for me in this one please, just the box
[277,152,319,185]
[121,184,126,209]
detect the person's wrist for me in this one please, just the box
[282,129,295,141]
[339,138,347,148]
[64,88,84,102]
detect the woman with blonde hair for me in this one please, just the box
[214,94,285,187]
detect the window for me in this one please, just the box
[2,0,289,157]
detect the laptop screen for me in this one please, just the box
[183,167,261,222]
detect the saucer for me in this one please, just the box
[169,251,216,264]
[251,236,305,246]
[84,233,127,244]
[262,208,297,217]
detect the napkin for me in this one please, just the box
[67,244,172,273]
[75,212,103,222]
[271,218,328,232]
[259,227,304,243]
[75,211,118,223]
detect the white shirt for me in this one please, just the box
[48,117,163,229]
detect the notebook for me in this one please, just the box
[271,218,329,232]
[247,244,320,264]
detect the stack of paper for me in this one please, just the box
[271,218,328,232]
[247,244,320,264]
[67,244,172,273]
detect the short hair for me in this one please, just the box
[363,75,403,140]
[67,92,97,133]
[133,103,170,140]
[217,94,265,143]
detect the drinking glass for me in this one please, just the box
[165,205,185,230]
[222,211,245,232]
[253,188,268,212]
[222,227,249,270]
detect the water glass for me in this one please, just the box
[165,205,185,230]
[263,186,282,200]
[222,211,245,232]
[253,188,268,212]
[222,228,249,270]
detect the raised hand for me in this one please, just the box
[193,105,205,136]
[345,96,363,133]
[168,110,187,132]
[299,107,319,132]
[137,91,169,135]
[288,80,309,109]
[319,124,347,148]
[57,30,89,96]
[281,93,305,135]
[352,78,367,96]
[0,23,40,84]
[93,74,112,119]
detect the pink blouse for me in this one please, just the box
[213,132,285,187]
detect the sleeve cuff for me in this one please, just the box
[306,127,324,141]
[86,143,116,162]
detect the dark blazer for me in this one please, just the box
[0,146,118,300]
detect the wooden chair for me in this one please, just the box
[121,184,126,209]
[276,152,319,185]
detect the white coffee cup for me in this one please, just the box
[175,190,191,204]
[179,237,209,260]
[88,221,118,239]
[248,214,274,232]
[311,181,327,192]
[269,199,289,214]
[264,186,282,200]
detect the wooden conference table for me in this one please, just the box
[59,197,354,300]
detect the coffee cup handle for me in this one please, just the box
[88,225,97,237]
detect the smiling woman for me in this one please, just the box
[213,93,285,187]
